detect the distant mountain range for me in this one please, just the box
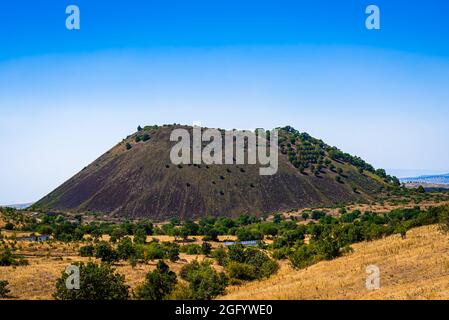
[400,173,449,185]
[1,203,34,210]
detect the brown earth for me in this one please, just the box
[34,125,386,220]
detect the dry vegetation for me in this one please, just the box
[221,224,449,300]
[0,239,214,300]
[2,224,449,300]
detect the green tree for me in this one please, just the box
[117,237,137,260]
[4,222,14,230]
[179,260,228,300]
[53,262,130,300]
[134,260,177,300]
[134,228,147,244]
[94,241,118,263]
[273,213,283,224]
[201,242,212,256]
[164,242,180,262]
[289,245,316,269]
[79,245,95,257]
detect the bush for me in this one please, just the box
[94,241,118,263]
[0,248,29,266]
[179,260,227,299]
[180,244,202,255]
[133,228,147,244]
[226,261,256,281]
[211,246,228,266]
[0,280,10,298]
[272,247,291,260]
[226,245,278,280]
[79,245,95,257]
[4,222,14,230]
[53,262,130,300]
[289,245,316,269]
[311,210,326,220]
[117,237,137,260]
[236,228,263,241]
[163,242,180,262]
[134,260,177,300]
[201,242,212,256]
[145,242,165,260]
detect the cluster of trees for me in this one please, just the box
[159,215,261,242]
[79,238,180,265]
[54,259,227,300]
[17,215,155,243]
[280,205,446,269]
[277,126,400,185]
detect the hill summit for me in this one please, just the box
[35,125,397,220]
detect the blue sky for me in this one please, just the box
[1,0,449,204]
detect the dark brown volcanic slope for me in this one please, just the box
[35,125,390,220]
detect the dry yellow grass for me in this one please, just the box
[2,224,449,300]
[0,239,215,300]
[221,224,449,300]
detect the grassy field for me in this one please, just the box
[0,240,214,300]
[2,194,449,300]
[2,224,449,300]
[221,224,449,300]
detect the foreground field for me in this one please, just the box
[2,224,449,300]
[0,246,211,300]
[221,224,449,300]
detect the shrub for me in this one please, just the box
[341,210,361,223]
[211,246,228,266]
[180,244,202,255]
[53,262,130,300]
[0,248,29,266]
[79,245,95,257]
[226,261,256,281]
[289,245,317,269]
[236,228,263,241]
[134,260,177,300]
[201,242,212,256]
[4,223,14,230]
[133,228,147,244]
[179,260,228,300]
[272,247,291,260]
[117,237,137,260]
[94,241,118,263]
[314,236,343,260]
[226,245,278,280]
[0,280,10,298]
[145,242,165,260]
[311,210,326,220]
[162,242,180,262]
